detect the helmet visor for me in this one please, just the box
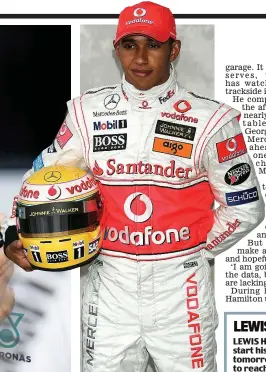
[17,198,100,237]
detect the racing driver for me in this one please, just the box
[2,1,265,371]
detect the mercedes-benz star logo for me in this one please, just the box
[44,171,62,182]
[104,94,120,110]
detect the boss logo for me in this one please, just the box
[46,250,68,263]
[93,134,127,152]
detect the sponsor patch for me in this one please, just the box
[56,122,73,149]
[173,100,191,113]
[93,119,127,131]
[224,163,251,185]
[126,18,153,25]
[86,86,116,95]
[206,219,241,251]
[140,100,151,109]
[73,240,85,259]
[226,187,259,206]
[155,120,196,141]
[161,111,198,124]
[30,245,42,263]
[158,89,175,104]
[189,92,220,104]
[46,250,68,263]
[133,7,146,16]
[93,109,127,117]
[33,153,44,171]
[216,133,247,163]
[93,159,192,179]
[104,94,120,110]
[47,142,57,153]
[89,238,100,254]
[93,134,127,152]
[153,137,193,159]
[184,261,198,269]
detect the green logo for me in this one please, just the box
[0,312,24,348]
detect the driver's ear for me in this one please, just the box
[170,40,181,62]
[115,44,121,60]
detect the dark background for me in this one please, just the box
[0,25,71,168]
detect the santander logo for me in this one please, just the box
[93,161,104,176]
[124,192,153,223]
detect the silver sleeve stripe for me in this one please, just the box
[100,242,206,261]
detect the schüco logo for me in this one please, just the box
[105,192,191,246]
[66,177,97,195]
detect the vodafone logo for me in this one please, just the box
[226,138,237,152]
[133,8,146,17]
[142,100,149,108]
[59,122,68,135]
[47,185,62,200]
[174,100,192,113]
[124,192,153,223]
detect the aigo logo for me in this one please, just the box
[124,192,153,223]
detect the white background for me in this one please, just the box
[0,6,266,372]
[2,0,266,14]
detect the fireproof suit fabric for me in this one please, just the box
[1,67,265,371]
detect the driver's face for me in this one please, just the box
[115,35,180,91]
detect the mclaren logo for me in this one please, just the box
[44,171,62,182]
[104,94,120,110]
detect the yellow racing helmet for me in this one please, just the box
[16,165,104,271]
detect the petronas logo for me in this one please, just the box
[0,312,24,348]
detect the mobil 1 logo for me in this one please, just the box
[93,133,127,152]
[73,240,85,259]
[30,245,42,263]
[93,119,127,131]
[46,250,68,263]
